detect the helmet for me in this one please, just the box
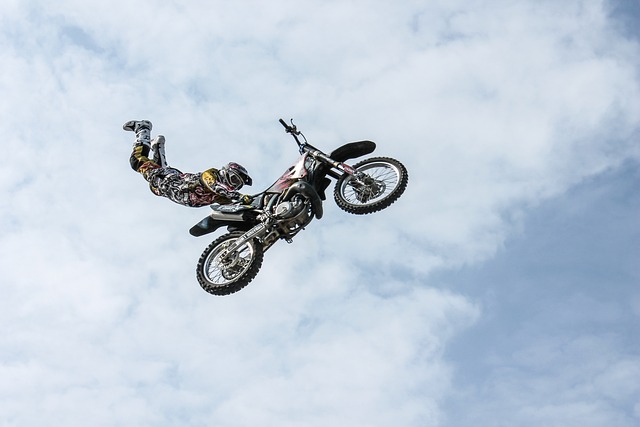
[218,162,252,191]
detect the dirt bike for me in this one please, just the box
[190,119,409,295]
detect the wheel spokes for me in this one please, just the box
[342,163,400,206]
[205,239,255,285]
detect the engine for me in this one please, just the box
[273,195,313,237]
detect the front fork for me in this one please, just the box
[319,154,384,202]
[310,149,358,179]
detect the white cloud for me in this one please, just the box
[0,0,638,425]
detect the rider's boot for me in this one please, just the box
[151,135,167,168]
[123,120,153,149]
[123,120,152,133]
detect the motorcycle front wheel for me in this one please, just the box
[334,156,408,214]
[196,231,264,296]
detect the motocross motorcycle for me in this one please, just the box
[190,119,408,296]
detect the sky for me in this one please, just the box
[0,0,638,426]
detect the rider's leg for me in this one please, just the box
[151,135,167,168]
[124,120,157,172]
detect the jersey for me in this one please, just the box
[140,162,232,207]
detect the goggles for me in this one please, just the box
[225,169,245,190]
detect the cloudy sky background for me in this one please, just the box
[1,0,638,426]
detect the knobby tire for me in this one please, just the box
[196,231,264,296]
[334,156,408,214]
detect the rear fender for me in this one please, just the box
[190,217,230,237]
[189,208,253,237]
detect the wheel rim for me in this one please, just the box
[339,161,401,207]
[203,238,255,285]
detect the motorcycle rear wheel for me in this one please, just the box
[334,156,408,214]
[196,231,264,296]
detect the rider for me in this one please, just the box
[124,120,253,207]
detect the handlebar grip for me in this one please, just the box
[279,118,289,129]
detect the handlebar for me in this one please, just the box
[279,118,298,134]
[278,118,322,156]
[279,118,307,149]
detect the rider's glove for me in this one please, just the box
[239,194,253,205]
[230,192,253,205]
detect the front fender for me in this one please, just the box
[329,140,376,162]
